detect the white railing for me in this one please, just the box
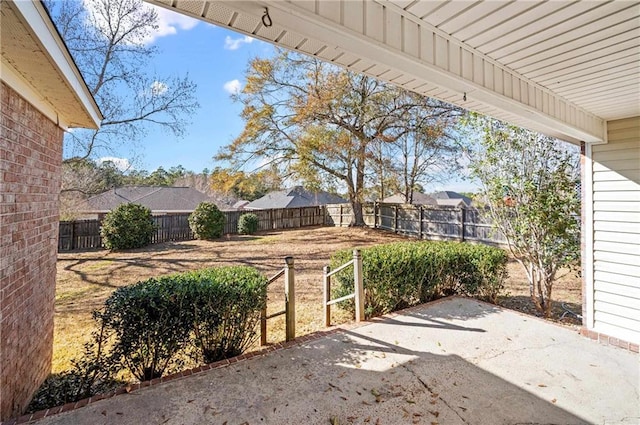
[323,249,364,327]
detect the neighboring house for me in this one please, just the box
[382,192,438,206]
[81,186,217,218]
[431,191,473,208]
[0,1,102,420]
[232,200,250,210]
[244,186,347,210]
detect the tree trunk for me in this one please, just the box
[349,198,366,227]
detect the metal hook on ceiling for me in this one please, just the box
[262,7,273,27]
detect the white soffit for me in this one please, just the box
[147,0,640,144]
[0,1,102,129]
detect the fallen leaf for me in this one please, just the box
[538,384,547,387]
[330,416,339,425]
[428,410,439,417]
[406,399,416,404]
[551,398,557,404]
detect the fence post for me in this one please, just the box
[353,249,364,322]
[393,205,398,233]
[284,256,295,341]
[260,305,267,346]
[373,202,378,229]
[323,265,331,327]
[419,206,424,239]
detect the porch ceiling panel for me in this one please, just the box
[147,0,640,144]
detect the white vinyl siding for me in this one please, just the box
[590,116,640,343]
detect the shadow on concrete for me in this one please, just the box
[31,299,614,425]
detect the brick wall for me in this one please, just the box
[0,82,64,420]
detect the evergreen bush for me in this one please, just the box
[100,203,156,250]
[330,241,507,318]
[188,202,225,240]
[97,276,194,381]
[238,213,259,235]
[186,267,268,363]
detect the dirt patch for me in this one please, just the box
[54,226,582,373]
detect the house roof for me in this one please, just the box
[85,187,216,212]
[148,0,640,144]
[431,191,473,207]
[1,1,102,129]
[382,192,437,206]
[244,186,347,210]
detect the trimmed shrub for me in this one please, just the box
[97,276,194,381]
[238,213,259,235]
[100,203,156,250]
[95,266,267,380]
[186,267,268,363]
[188,202,225,240]
[330,241,507,318]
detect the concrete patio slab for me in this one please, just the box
[30,297,639,425]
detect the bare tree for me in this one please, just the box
[46,0,199,176]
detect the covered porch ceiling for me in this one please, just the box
[147,0,640,145]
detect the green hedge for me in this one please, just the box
[188,202,226,240]
[100,203,156,250]
[186,267,267,363]
[96,266,267,381]
[238,213,259,235]
[330,241,507,318]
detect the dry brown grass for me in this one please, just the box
[53,226,582,374]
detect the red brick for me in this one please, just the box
[1,82,63,421]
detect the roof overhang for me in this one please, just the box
[1,0,102,129]
[147,0,640,145]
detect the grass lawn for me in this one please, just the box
[53,226,582,374]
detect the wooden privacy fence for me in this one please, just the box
[58,206,327,251]
[323,250,365,327]
[261,257,295,345]
[325,203,506,245]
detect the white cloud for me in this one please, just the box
[98,157,131,172]
[224,35,254,50]
[81,1,198,46]
[150,80,168,96]
[223,79,242,95]
[143,5,199,45]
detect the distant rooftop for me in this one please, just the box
[84,186,216,212]
[244,186,347,210]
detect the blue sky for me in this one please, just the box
[97,5,478,193]
[101,6,274,174]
